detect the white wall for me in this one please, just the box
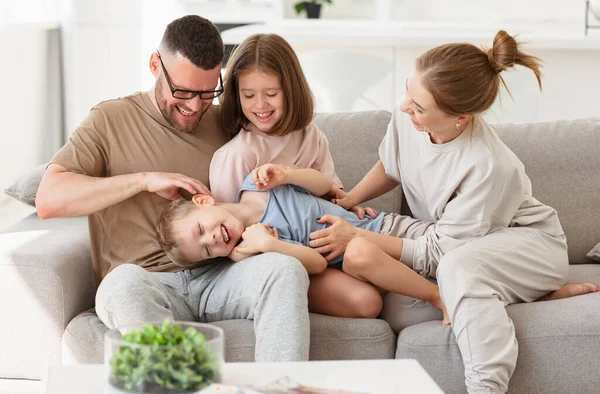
[284,0,586,28]
[0,23,62,196]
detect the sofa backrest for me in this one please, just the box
[493,118,600,264]
[313,111,400,214]
[316,111,600,265]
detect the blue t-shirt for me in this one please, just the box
[237,174,385,268]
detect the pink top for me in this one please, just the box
[209,122,343,203]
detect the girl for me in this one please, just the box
[307,30,598,393]
[210,33,416,319]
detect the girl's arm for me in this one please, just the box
[253,164,332,197]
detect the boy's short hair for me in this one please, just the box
[219,33,314,138]
[156,199,197,267]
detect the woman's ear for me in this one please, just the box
[457,114,473,124]
[192,194,216,207]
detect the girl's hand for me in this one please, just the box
[329,187,378,220]
[234,223,279,255]
[251,163,287,190]
[308,215,358,262]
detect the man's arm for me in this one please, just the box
[36,164,211,219]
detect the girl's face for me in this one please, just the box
[238,69,284,133]
[400,70,464,142]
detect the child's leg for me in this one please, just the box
[308,268,382,318]
[343,237,450,325]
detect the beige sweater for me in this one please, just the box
[379,106,564,268]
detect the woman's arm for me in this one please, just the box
[335,161,399,209]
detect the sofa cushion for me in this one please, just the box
[587,241,600,262]
[3,164,46,207]
[394,264,600,394]
[493,118,600,264]
[313,111,401,214]
[62,312,397,364]
[0,214,94,380]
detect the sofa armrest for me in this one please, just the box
[0,213,94,380]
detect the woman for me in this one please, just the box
[308,30,598,393]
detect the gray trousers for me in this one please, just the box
[380,222,568,394]
[95,252,310,362]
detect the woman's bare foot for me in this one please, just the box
[431,294,451,326]
[536,283,599,302]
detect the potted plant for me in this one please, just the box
[105,320,224,393]
[294,0,333,19]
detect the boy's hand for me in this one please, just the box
[252,163,288,190]
[234,223,279,254]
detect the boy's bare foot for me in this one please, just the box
[536,283,599,302]
[431,294,451,326]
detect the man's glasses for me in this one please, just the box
[156,50,224,100]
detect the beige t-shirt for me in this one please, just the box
[51,92,229,284]
[209,123,343,203]
[379,104,564,269]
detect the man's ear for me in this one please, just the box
[149,53,160,78]
[192,194,216,207]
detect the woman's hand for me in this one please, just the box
[251,163,287,190]
[234,223,279,255]
[308,215,359,262]
[328,186,378,220]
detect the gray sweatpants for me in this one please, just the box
[380,220,568,393]
[95,252,310,362]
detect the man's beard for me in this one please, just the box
[155,77,208,132]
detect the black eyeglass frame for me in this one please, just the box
[156,50,224,100]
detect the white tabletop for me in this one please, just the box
[44,359,444,394]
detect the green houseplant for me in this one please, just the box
[294,0,333,19]
[106,320,223,393]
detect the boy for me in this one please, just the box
[156,163,449,322]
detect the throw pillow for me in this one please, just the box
[588,242,600,262]
[4,164,46,207]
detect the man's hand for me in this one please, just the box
[235,223,279,255]
[142,172,212,201]
[309,214,358,262]
[251,163,288,190]
[328,186,378,220]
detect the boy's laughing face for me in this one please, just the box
[174,195,244,263]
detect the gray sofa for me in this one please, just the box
[1,111,599,394]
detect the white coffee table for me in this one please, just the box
[44,359,444,394]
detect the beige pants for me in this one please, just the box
[380,219,568,393]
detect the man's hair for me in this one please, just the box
[156,199,197,267]
[219,34,314,138]
[159,15,224,69]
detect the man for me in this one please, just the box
[36,15,310,362]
